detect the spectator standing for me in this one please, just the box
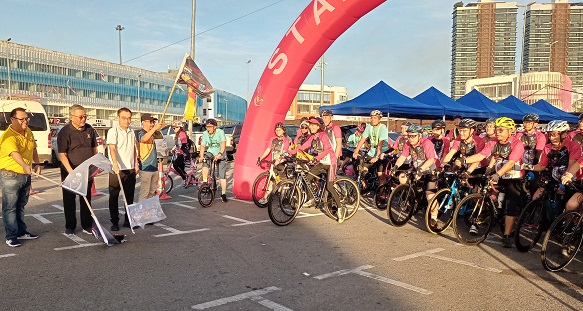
[107,108,139,231]
[57,104,97,236]
[0,107,41,247]
[137,113,164,201]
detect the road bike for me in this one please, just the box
[162,149,202,194]
[386,168,430,227]
[198,153,223,208]
[425,169,470,234]
[540,182,583,272]
[251,156,294,208]
[373,153,401,211]
[515,173,565,252]
[267,158,360,226]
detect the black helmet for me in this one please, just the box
[485,118,496,125]
[458,118,477,129]
[453,115,462,120]
[320,109,333,117]
[205,118,217,126]
[406,124,423,134]
[523,113,539,122]
[578,113,583,121]
[431,120,446,129]
[476,123,486,132]
[274,122,286,134]
[402,120,412,126]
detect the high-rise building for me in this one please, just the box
[451,0,519,99]
[522,0,583,109]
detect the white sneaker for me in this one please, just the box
[82,229,93,235]
[258,197,268,205]
[337,206,346,224]
[469,225,478,235]
[303,199,314,207]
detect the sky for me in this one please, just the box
[1,0,537,101]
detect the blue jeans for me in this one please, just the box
[1,171,31,240]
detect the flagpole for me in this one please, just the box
[161,54,189,122]
[116,173,135,234]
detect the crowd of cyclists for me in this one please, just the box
[256,108,583,252]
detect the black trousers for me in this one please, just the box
[108,169,136,224]
[60,165,93,231]
[173,154,187,180]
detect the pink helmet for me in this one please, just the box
[356,126,365,133]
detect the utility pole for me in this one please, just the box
[6,38,11,99]
[188,0,196,138]
[319,54,325,108]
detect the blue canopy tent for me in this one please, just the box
[456,89,524,120]
[497,95,555,122]
[532,100,579,123]
[414,86,490,120]
[320,81,444,119]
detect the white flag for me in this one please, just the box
[126,196,167,229]
[62,153,113,196]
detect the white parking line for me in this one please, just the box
[173,202,197,209]
[52,204,64,211]
[179,195,198,200]
[0,254,17,258]
[191,286,282,310]
[228,197,253,204]
[222,215,253,224]
[313,265,432,295]
[249,296,293,311]
[152,223,210,237]
[31,195,45,201]
[31,214,52,224]
[392,248,502,273]
[54,233,103,251]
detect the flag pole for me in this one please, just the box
[116,173,135,234]
[160,53,189,122]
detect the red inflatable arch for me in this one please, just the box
[233,0,386,200]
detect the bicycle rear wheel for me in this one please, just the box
[387,184,416,227]
[198,185,215,208]
[252,172,274,208]
[425,188,455,234]
[335,177,360,220]
[268,180,301,226]
[374,184,391,211]
[163,173,174,195]
[541,211,583,271]
[452,194,494,245]
[515,198,546,252]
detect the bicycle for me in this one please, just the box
[540,182,583,272]
[197,153,223,208]
[386,168,430,227]
[425,168,470,234]
[355,151,380,196]
[251,156,294,208]
[515,173,565,252]
[162,149,202,194]
[267,158,360,226]
[373,153,399,211]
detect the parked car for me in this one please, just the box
[50,125,105,167]
[284,124,299,140]
[219,123,241,160]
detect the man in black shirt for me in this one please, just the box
[57,104,97,236]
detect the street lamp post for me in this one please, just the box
[116,25,124,65]
[6,38,11,99]
[224,98,229,124]
[517,2,536,99]
[546,40,559,104]
[246,60,251,106]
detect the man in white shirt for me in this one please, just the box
[106,108,139,231]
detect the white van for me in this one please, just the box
[0,99,52,164]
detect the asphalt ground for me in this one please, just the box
[0,163,582,310]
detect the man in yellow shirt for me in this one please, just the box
[0,107,41,247]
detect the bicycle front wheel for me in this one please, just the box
[268,180,301,226]
[252,172,274,208]
[323,177,361,222]
[198,185,215,208]
[374,184,391,211]
[387,184,416,227]
[515,198,545,253]
[425,188,455,234]
[541,211,583,272]
[163,173,174,195]
[452,193,494,245]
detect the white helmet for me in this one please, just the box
[545,120,569,133]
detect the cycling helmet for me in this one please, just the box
[494,117,515,130]
[423,125,432,131]
[431,120,446,129]
[274,122,287,134]
[402,120,412,126]
[476,123,486,132]
[406,124,423,134]
[356,125,365,133]
[172,120,185,128]
[545,120,570,133]
[320,109,333,117]
[578,113,583,121]
[308,116,324,125]
[458,118,477,129]
[453,115,462,120]
[523,113,539,122]
[485,118,496,125]
[205,118,217,126]
[370,110,383,117]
